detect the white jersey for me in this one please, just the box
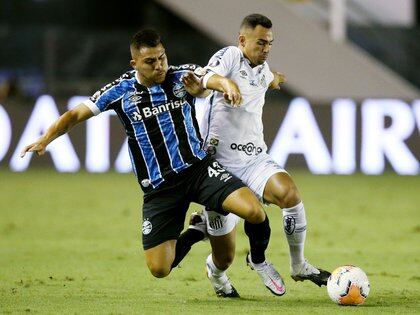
[200,46,274,167]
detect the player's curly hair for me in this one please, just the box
[241,14,272,29]
[130,29,163,50]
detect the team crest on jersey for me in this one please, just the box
[142,219,152,235]
[173,82,187,98]
[239,70,248,78]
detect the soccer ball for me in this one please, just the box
[327,265,370,306]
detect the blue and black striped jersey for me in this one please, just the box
[84,64,208,191]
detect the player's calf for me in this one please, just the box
[171,213,208,269]
[264,172,301,209]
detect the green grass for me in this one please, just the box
[1,170,419,314]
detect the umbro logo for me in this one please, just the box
[249,79,258,87]
[128,91,144,103]
[130,95,142,102]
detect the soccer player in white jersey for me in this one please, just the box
[197,14,331,297]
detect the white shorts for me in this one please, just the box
[204,153,287,236]
[203,210,240,237]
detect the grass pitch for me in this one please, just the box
[0,170,419,314]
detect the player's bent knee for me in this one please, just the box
[217,260,233,271]
[147,258,172,278]
[215,252,235,270]
[282,186,301,208]
[148,264,171,278]
[244,204,265,224]
[222,187,265,223]
[272,184,301,208]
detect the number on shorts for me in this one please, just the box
[207,161,226,178]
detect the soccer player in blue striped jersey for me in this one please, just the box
[21,29,272,295]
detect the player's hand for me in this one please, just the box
[181,71,205,97]
[270,72,286,89]
[20,139,47,158]
[222,79,242,107]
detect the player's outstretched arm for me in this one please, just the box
[20,103,94,157]
[269,71,286,89]
[181,71,211,98]
[206,74,242,107]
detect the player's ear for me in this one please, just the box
[238,34,246,48]
[130,59,136,69]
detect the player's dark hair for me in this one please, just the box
[130,29,163,50]
[241,14,272,29]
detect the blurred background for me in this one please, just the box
[0,0,419,175]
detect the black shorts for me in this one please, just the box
[141,156,245,250]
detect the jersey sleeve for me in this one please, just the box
[83,72,130,115]
[170,63,209,79]
[266,65,275,87]
[202,46,241,88]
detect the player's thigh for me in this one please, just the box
[191,158,246,214]
[191,157,264,223]
[222,187,265,223]
[141,189,189,253]
[229,153,287,201]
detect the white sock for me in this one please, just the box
[206,254,226,277]
[282,202,307,270]
[248,254,266,270]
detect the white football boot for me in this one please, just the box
[246,253,286,296]
[291,260,331,287]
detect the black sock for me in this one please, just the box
[244,214,271,264]
[171,229,204,269]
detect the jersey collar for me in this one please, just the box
[239,50,266,72]
[135,71,142,85]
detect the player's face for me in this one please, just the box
[240,25,273,66]
[130,43,168,86]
